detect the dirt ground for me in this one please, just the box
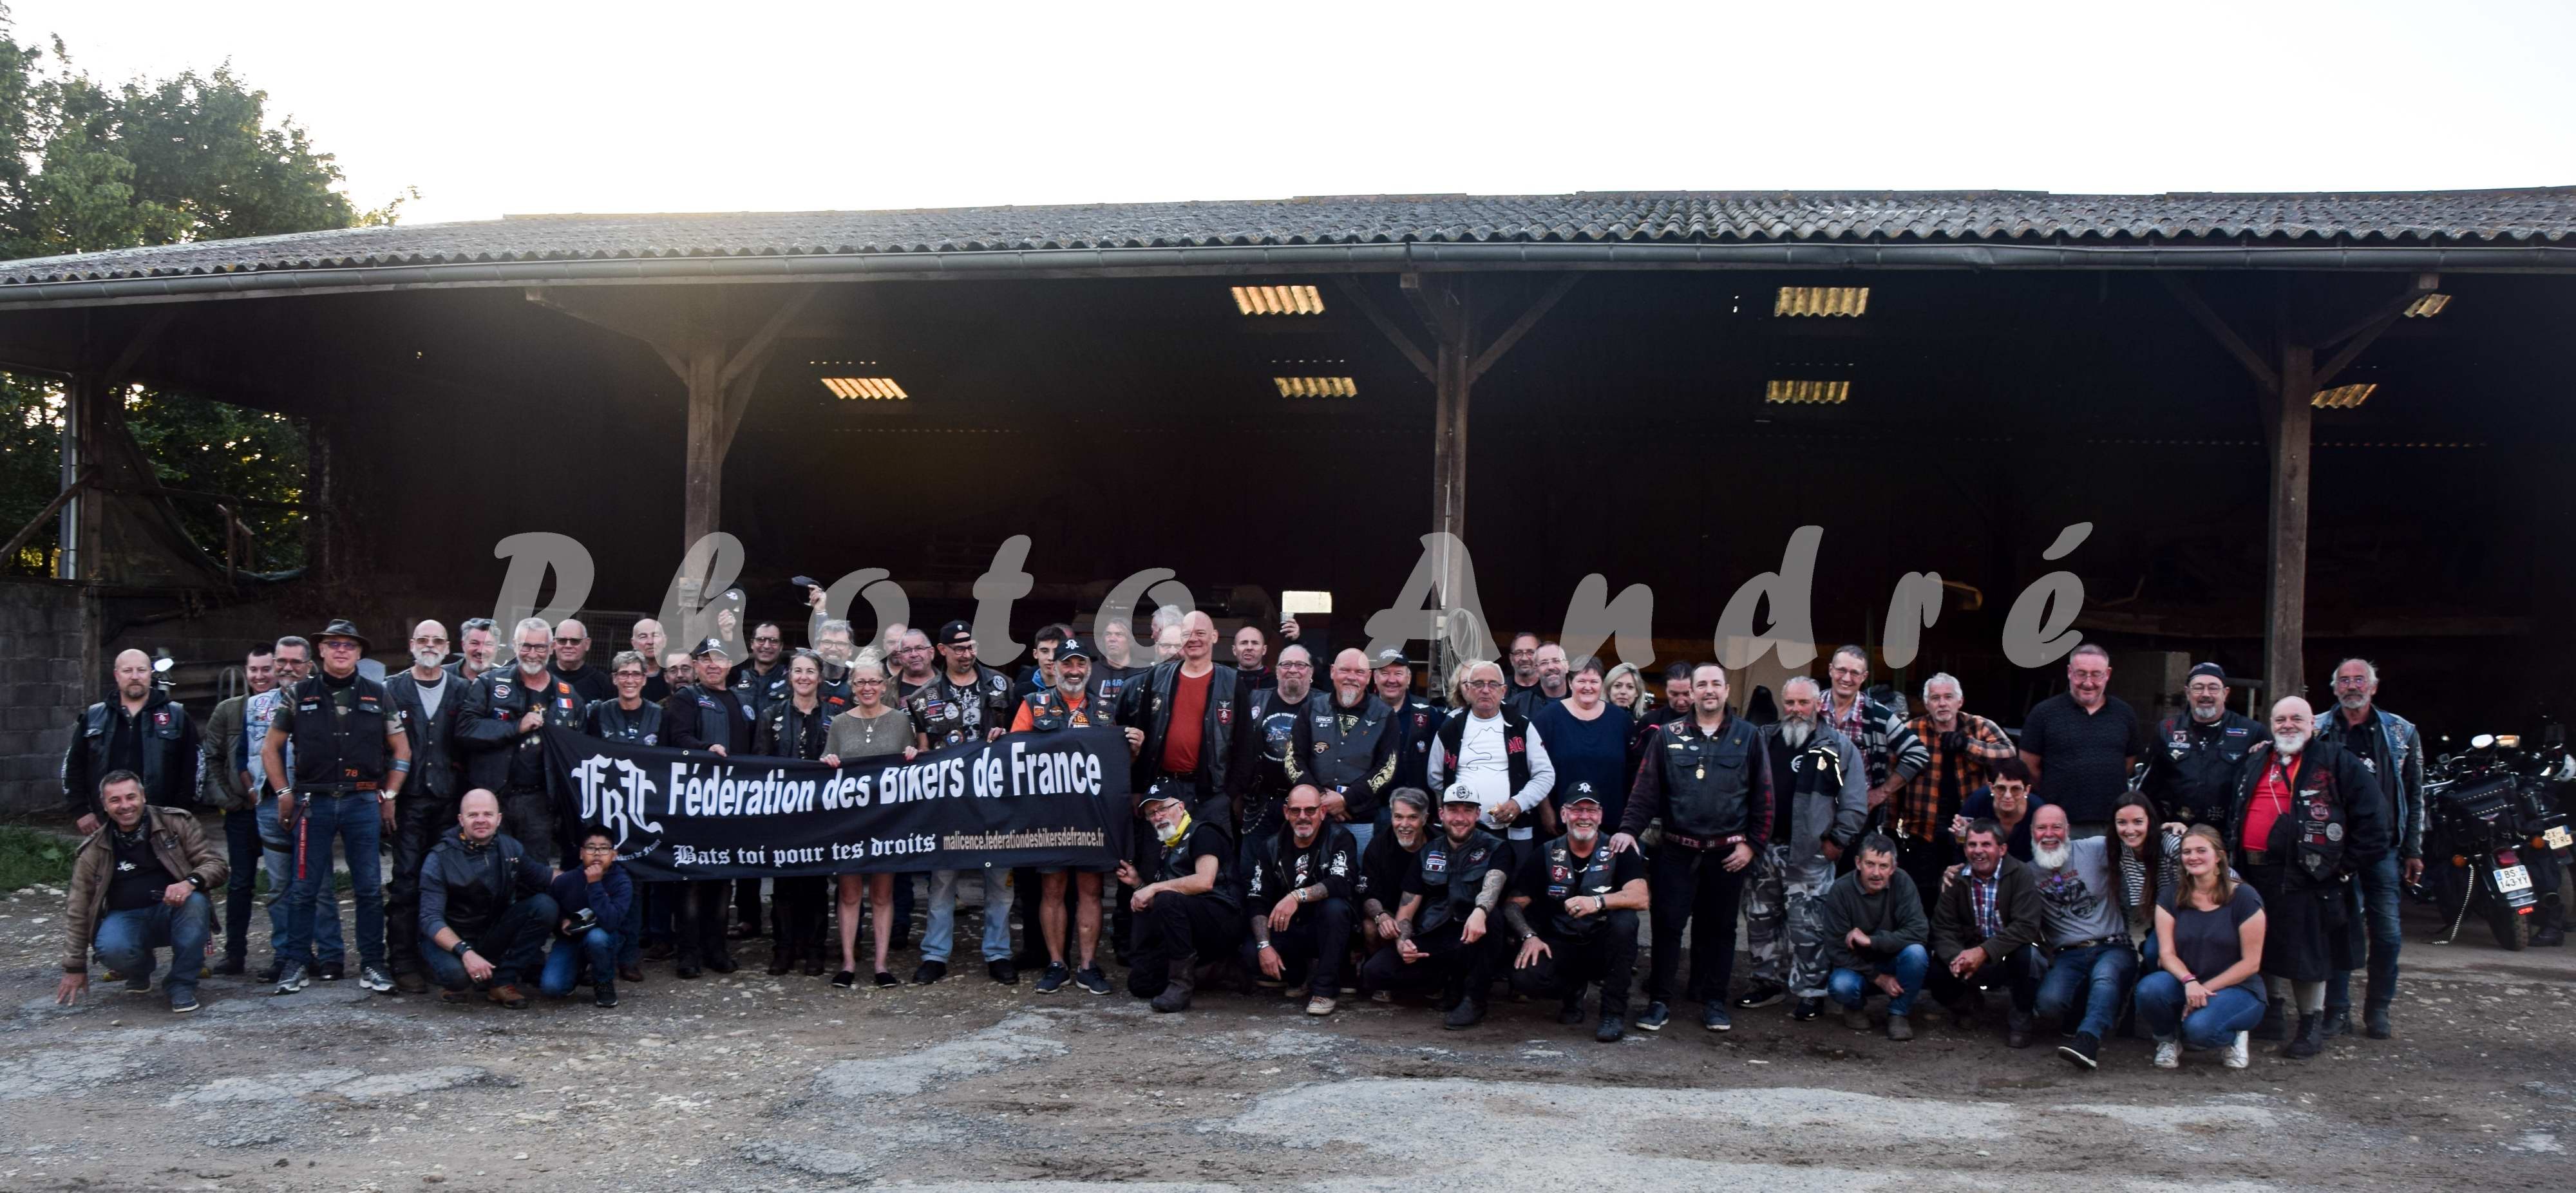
[5,874,2575,1193]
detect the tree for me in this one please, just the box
[0,6,411,575]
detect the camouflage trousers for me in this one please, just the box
[1745,845,1835,998]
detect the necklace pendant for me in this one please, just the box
[1694,766,1706,780]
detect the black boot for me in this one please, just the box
[2363,1000,2393,1040]
[1149,959,1196,1013]
[2253,997,2288,1041]
[2281,1012,2325,1058]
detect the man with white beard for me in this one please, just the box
[2322,657,2435,1038]
[2025,803,2134,1070]
[2224,696,2387,1060]
[453,617,586,869]
[384,620,467,993]
[1507,785,1648,1041]
[1737,677,1868,1024]
[2142,662,2261,830]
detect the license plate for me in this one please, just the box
[2497,864,2533,893]
[2546,826,2573,850]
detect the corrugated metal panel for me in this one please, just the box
[6,189,2576,287]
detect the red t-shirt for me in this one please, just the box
[2244,754,2300,852]
[1160,668,1213,775]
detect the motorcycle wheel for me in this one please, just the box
[2490,903,2533,951]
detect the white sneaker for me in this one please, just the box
[2224,1031,2250,1069]
[271,962,309,995]
[2153,1040,2180,1069]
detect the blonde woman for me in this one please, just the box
[2135,825,2266,1069]
[820,656,916,988]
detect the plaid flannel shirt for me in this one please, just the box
[1895,712,2018,841]
[1821,690,1927,793]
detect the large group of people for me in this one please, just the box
[54,599,2440,1071]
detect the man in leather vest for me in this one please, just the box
[906,620,1019,986]
[1359,786,1510,1028]
[1374,650,1440,794]
[1010,637,1117,995]
[1739,677,1870,1024]
[1427,661,1557,853]
[659,638,752,976]
[1113,611,1253,955]
[2141,662,2261,830]
[259,619,409,996]
[1289,648,1401,858]
[453,617,587,870]
[1232,643,1321,841]
[1615,662,1774,1034]
[2322,657,2430,1038]
[417,789,559,1009]
[64,648,202,834]
[2226,696,2389,1060]
[583,650,664,983]
[1115,789,1242,1013]
[1240,784,1360,1015]
[383,620,466,994]
[1506,786,1649,1042]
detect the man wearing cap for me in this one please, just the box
[1374,650,1441,794]
[1115,787,1241,1012]
[1288,648,1401,857]
[1360,785,1510,1028]
[658,637,753,975]
[453,617,587,871]
[1012,635,1114,995]
[903,619,1021,985]
[1615,662,1774,1033]
[2143,662,2262,831]
[1240,784,1360,1015]
[260,619,409,995]
[383,619,466,994]
[1507,783,1648,1041]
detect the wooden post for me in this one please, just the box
[1430,312,1472,686]
[2264,342,2315,708]
[679,342,726,551]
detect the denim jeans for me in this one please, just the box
[93,894,213,1006]
[923,869,1014,963]
[2135,972,2266,1049]
[257,795,338,961]
[2327,852,2403,1015]
[1828,942,1931,1016]
[2036,942,2138,1038]
[542,927,620,997]
[281,794,385,970]
[1344,821,1375,859]
[222,807,263,962]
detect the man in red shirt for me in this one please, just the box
[1112,610,1253,960]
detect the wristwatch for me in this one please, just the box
[451,941,473,959]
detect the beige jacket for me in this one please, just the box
[63,807,227,973]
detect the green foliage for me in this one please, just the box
[0,825,73,892]
[0,5,410,576]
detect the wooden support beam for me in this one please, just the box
[2264,341,2315,706]
[2313,274,2438,390]
[2,464,95,569]
[2157,274,2279,393]
[1468,275,1579,385]
[1332,276,1433,378]
[99,308,178,393]
[1426,277,1473,688]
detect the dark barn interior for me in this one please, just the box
[2,192,2571,809]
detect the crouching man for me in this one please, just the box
[1359,786,1509,1029]
[1506,786,1647,1041]
[1240,784,1359,1015]
[417,789,558,1008]
[57,772,226,1013]
[1116,787,1242,1012]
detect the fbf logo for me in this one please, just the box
[571,753,667,849]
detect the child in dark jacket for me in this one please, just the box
[540,829,633,1008]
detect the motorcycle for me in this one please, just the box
[2424,731,2575,950]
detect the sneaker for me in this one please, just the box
[1842,1006,1873,1031]
[1074,966,1112,996]
[1732,981,1788,1010]
[1442,999,1485,1029]
[317,960,345,982]
[1886,1013,1914,1042]
[2224,1031,2251,1069]
[911,960,948,985]
[988,959,1019,986]
[2153,1039,2181,1068]
[1369,988,1394,1004]
[169,991,200,1015]
[212,956,247,977]
[2059,1030,2101,1071]
[271,963,309,995]
[1790,997,1823,1022]
[594,988,618,1009]
[1635,1002,1671,1032]
[124,972,154,993]
[1702,1004,1734,1032]
[1305,995,1338,1016]
[358,964,395,994]
[1596,1014,1625,1043]
[1036,963,1071,994]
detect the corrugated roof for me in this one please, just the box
[6,189,2575,288]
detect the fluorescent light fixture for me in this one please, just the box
[1281,590,1334,615]
[2311,383,2376,409]
[1274,376,1358,398]
[1233,285,1326,315]
[821,377,908,400]
[1765,379,1850,404]
[2403,293,2451,318]
[1774,286,1870,317]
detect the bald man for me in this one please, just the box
[1289,648,1403,856]
[2224,696,2389,1059]
[66,648,200,834]
[549,617,616,706]
[1114,610,1256,952]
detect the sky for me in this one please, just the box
[11,0,2574,229]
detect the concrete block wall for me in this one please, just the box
[0,581,84,816]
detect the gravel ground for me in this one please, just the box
[3,877,2573,1192]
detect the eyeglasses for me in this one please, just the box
[1828,666,1867,679]
[516,641,549,652]
[2331,675,2372,687]
[752,635,783,645]
[580,843,616,854]
[319,640,361,652]
[1285,807,1323,817]
[1464,679,1504,690]
[553,637,585,645]
[1277,661,1314,671]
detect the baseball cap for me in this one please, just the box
[691,637,730,659]
[1440,784,1482,807]
[2188,661,2228,683]
[1374,648,1409,668]
[1055,637,1095,664]
[936,619,975,645]
[1562,781,1601,807]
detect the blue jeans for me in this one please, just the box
[2327,852,2403,1015]
[258,795,338,962]
[2135,973,2266,1049]
[1828,943,1931,1016]
[924,869,1013,963]
[2036,942,2138,1038]
[93,894,213,1006]
[281,794,385,970]
[542,927,621,997]
[1344,820,1374,859]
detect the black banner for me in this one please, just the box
[544,726,1131,880]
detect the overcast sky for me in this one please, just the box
[13,0,2573,228]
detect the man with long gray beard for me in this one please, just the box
[384,621,466,993]
[1736,677,1868,1024]
[2322,657,2433,1037]
[2027,803,2136,1070]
